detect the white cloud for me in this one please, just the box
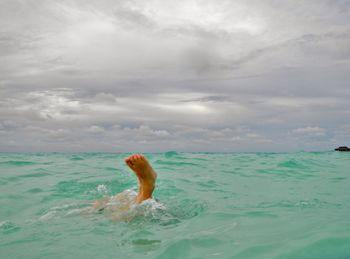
[87,125,105,134]
[292,127,326,137]
[0,0,349,152]
[153,130,170,137]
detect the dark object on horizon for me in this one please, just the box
[335,146,350,152]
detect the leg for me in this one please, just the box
[124,154,157,204]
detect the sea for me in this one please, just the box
[0,151,349,259]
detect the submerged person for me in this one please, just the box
[91,154,158,220]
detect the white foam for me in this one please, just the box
[50,203,79,211]
[37,189,167,222]
[140,198,166,210]
[65,208,85,216]
[39,211,57,221]
[0,220,10,227]
[97,184,108,194]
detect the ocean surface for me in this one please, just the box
[0,152,349,259]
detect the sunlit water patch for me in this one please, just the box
[0,152,349,258]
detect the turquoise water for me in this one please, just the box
[0,152,349,259]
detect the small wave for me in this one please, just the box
[69,155,84,161]
[277,159,307,169]
[0,220,21,234]
[52,180,105,197]
[165,151,179,158]
[156,236,225,258]
[243,210,278,218]
[21,172,49,178]
[0,160,36,166]
[257,199,341,209]
[166,198,207,220]
[154,160,200,167]
[26,188,43,193]
[281,236,350,258]
[103,166,118,172]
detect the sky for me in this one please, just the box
[0,0,349,152]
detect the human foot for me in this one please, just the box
[124,154,157,203]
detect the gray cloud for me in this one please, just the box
[0,0,349,152]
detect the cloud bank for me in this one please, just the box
[1,0,349,152]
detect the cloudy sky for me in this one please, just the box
[0,0,349,152]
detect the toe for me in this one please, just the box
[131,155,137,162]
[125,157,134,166]
[127,160,133,167]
